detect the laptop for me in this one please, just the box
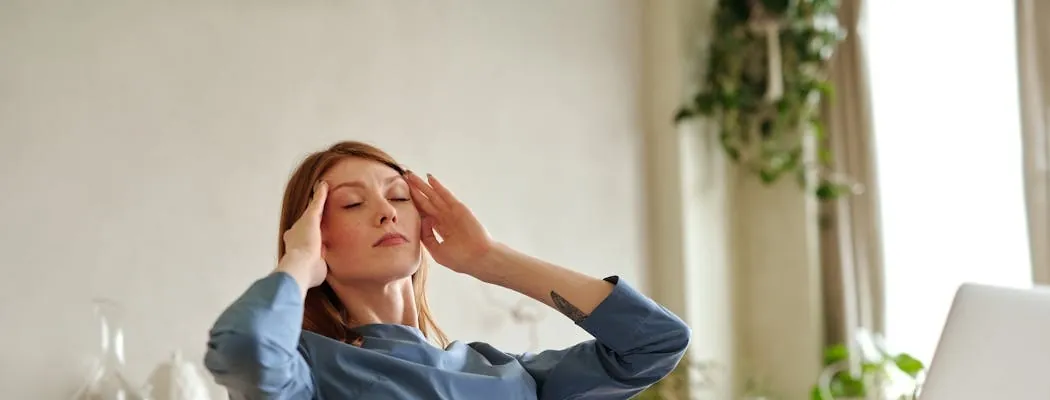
[919,282,1050,399]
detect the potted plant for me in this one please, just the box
[812,334,925,400]
[675,0,853,200]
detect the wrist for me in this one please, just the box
[278,249,312,270]
[276,250,317,298]
[471,243,525,286]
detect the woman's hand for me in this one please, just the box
[405,172,496,277]
[277,180,329,294]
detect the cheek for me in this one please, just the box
[399,205,421,231]
[322,215,367,249]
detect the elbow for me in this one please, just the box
[626,316,692,383]
[646,310,692,357]
[651,319,692,378]
[204,329,288,385]
[593,322,692,387]
[667,318,692,356]
[203,302,303,381]
[204,330,305,397]
[204,330,263,382]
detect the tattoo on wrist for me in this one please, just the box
[550,291,588,323]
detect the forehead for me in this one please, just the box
[322,157,401,183]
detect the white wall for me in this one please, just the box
[0,1,648,398]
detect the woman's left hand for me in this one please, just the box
[405,171,496,276]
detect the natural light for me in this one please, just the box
[867,0,1033,365]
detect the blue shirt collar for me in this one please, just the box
[352,323,428,343]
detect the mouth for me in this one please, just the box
[373,232,409,247]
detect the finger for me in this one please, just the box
[406,171,448,210]
[420,216,441,250]
[426,174,461,207]
[409,185,441,217]
[307,181,329,218]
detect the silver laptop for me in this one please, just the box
[919,282,1050,399]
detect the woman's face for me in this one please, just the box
[319,157,421,284]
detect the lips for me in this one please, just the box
[373,232,408,247]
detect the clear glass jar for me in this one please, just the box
[73,298,150,400]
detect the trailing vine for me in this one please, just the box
[675,0,854,200]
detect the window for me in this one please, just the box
[867,0,1032,365]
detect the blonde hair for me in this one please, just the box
[277,141,448,346]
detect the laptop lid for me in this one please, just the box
[919,282,1050,399]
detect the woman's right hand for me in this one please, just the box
[276,181,329,293]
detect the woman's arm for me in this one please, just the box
[204,181,330,399]
[204,267,315,399]
[479,244,691,399]
[473,243,613,323]
[405,172,691,398]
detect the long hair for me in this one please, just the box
[277,141,448,346]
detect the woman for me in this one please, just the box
[204,141,691,399]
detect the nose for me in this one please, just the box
[376,199,398,226]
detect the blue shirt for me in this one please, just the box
[204,272,690,399]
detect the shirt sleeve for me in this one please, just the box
[514,276,691,400]
[203,272,316,399]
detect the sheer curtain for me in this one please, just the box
[822,0,1041,368]
[1017,0,1050,285]
[868,0,1030,363]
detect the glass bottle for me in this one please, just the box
[73,298,150,400]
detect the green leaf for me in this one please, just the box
[673,108,695,123]
[815,80,835,100]
[760,120,774,139]
[696,92,718,114]
[816,179,845,201]
[894,353,926,378]
[819,148,833,166]
[830,373,866,396]
[760,0,791,15]
[810,0,837,14]
[818,180,858,201]
[759,168,780,184]
[810,386,827,400]
[861,361,883,374]
[721,139,741,161]
[823,344,850,366]
[722,0,751,23]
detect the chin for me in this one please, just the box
[385,252,422,278]
[329,262,419,284]
[365,250,421,281]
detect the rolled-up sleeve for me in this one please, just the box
[514,276,691,399]
[204,272,315,399]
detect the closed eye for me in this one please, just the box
[343,203,363,209]
[390,198,410,202]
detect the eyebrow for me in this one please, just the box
[329,175,405,192]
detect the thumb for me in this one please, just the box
[420,216,441,250]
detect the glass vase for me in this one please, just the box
[73,298,150,400]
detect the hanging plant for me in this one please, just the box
[675,0,854,200]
